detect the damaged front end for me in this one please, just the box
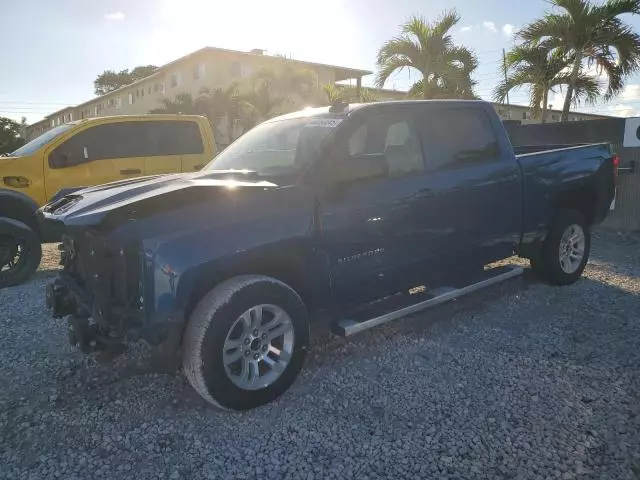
[46,231,146,354]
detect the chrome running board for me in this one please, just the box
[334,265,523,337]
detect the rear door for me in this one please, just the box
[43,122,146,202]
[143,120,205,175]
[413,105,522,268]
[176,120,210,172]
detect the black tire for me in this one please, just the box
[531,210,590,286]
[182,275,310,410]
[0,219,42,288]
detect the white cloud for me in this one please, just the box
[606,104,640,117]
[621,84,640,101]
[502,24,518,37]
[104,12,125,21]
[483,21,497,33]
[460,26,473,33]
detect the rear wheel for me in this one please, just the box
[182,275,310,410]
[0,220,42,288]
[531,210,590,286]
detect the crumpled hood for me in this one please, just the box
[40,171,278,226]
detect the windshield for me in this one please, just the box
[204,116,344,180]
[11,123,76,157]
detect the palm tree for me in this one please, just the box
[241,81,285,121]
[148,93,199,114]
[150,85,255,146]
[322,85,381,103]
[493,45,601,122]
[252,62,316,104]
[323,84,345,103]
[356,87,381,103]
[518,0,640,121]
[375,11,478,100]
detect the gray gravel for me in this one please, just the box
[1,229,639,480]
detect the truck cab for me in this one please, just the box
[0,114,215,287]
[42,101,616,410]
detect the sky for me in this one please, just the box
[4,0,640,125]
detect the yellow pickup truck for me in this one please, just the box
[0,114,216,287]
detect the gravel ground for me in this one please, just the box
[1,229,639,480]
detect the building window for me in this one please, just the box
[115,97,122,109]
[230,62,241,78]
[194,62,206,80]
[128,93,134,105]
[51,119,55,127]
[160,83,165,94]
[148,86,152,94]
[69,112,73,121]
[141,88,144,97]
[552,114,558,121]
[107,99,114,107]
[522,112,527,120]
[241,63,253,78]
[170,72,181,88]
[154,83,159,93]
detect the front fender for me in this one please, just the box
[142,213,321,324]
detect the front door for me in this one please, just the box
[318,108,429,307]
[43,122,146,202]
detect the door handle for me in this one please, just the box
[120,169,141,175]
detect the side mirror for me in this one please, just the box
[326,153,388,185]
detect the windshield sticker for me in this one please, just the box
[305,118,343,128]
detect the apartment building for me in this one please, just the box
[27,47,371,140]
[27,46,612,140]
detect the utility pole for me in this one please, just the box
[502,48,512,120]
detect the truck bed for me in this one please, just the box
[514,142,615,236]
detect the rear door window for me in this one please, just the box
[147,121,204,156]
[416,107,500,171]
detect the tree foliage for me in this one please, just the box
[375,11,478,99]
[518,0,640,121]
[322,85,382,103]
[94,65,158,95]
[493,45,601,122]
[0,117,26,155]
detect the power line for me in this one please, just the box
[0,100,76,106]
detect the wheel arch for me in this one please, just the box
[551,186,597,225]
[0,189,41,238]
[180,247,329,325]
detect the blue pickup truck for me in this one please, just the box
[41,100,616,410]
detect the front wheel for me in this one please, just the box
[531,210,590,286]
[0,219,42,288]
[182,275,310,410]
